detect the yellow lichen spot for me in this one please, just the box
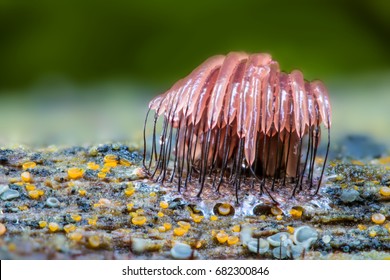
[192,215,203,223]
[290,209,303,219]
[8,178,18,184]
[37,190,44,196]
[211,230,218,237]
[64,224,76,233]
[163,223,172,231]
[357,224,367,231]
[88,235,100,248]
[25,184,36,191]
[101,166,110,173]
[369,230,377,238]
[379,156,390,165]
[97,172,107,179]
[384,222,390,230]
[287,226,295,234]
[124,186,135,196]
[232,225,241,233]
[67,168,84,180]
[271,207,282,216]
[18,205,28,211]
[8,243,16,252]
[157,211,164,218]
[104,161,117,168]
[216,231,228,244]
[87,162,100,170]
[68,181,75,187]
[218,203,231,216]
[136,209,144,215]
[227,235,239,245]
[371,180,380,185]
[120,158,131,166]
[126,203,134,211]
[78,189,87,196]
[353,185,359,191]
[210,215,218,221]
[340,183,348,189]
[0,223,6,236]
[195,240,202,249]
[14,181,24,186]
[159,201,169,209]
[21,171,32,183]
[28,190,40,200]
[260,215,267,220]
[71,214,82,222]
[88,217,98,226]
[379,186,390,197]
[276,214,283,221]
[173,227,187,236]
[178,221,191,230]
[68,232,83,242]
[39,221,47,228]
[104,154,118,163]
[158,226,166,232]
[48,222,59,232]
[150,192,156,197]
[129,212,138,218]
[132,216,147,226]
[22,161,36,170]
[351,160,364,166]
[372,213,386,225]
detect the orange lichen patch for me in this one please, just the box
[120,158,132,166]
[64,224,76,233]
[287,226,295,234]
[351,160,364,166]
[101,166,111,173]
[25,184,36,191]
[372,213,386,225]
[158,226,166,233]
[271,207,282,216]
[104,161,117,168]
[104,154,118,163]
[357,224,367,231]
[194,240,203,249]
[227,236,239,245]
[159,201,169,209]
[78,189,87,196]
[71,214,82,222]
[216,231,228,244]
[68,232,83,242]
[178,221,191,230]
[157,211,164,218]
[173,227,187,236]
[217,203,231,215]
[88,216,98,226]
[88,236,101,248]
[379,186,390,197]
[22,161,36,170]
[210,215,218,221]
[378,156,390,165]
[232,225,241,233]
[369,231,377,238]
[28,190,40,200]
[39,221,47,228]
[132,216,147,226]
[48,222,59,232]
[21,171,33,183]
[0,223,6,236]
[97,172,107,179]
[290,209,303,219]
[87,162,100,170]
[67,168,84,180]
[276,214,283,221]
[163,223,172,231]
[192,215,203,223]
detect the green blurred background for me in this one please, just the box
[1,0,390,147]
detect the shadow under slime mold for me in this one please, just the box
[143,52,332,203]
